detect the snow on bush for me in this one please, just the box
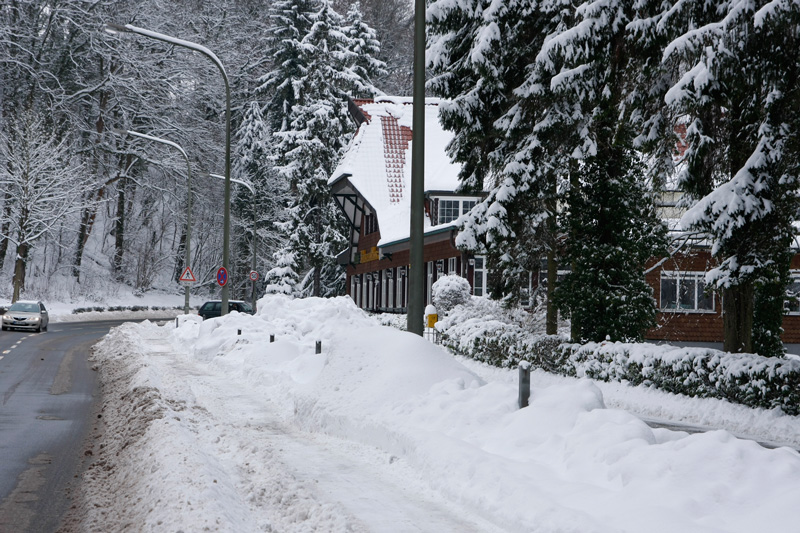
[438,297,800,414]
[436,296,566,371]
[563,342,800,415]
[431,274,471,315]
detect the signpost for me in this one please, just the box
[216,267,228,287]
[179,267,196,314]
[249,270,258,312]
[179,267,196,284]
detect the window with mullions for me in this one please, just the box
[437,198,480,225]
[438,200,460,224]
[660,272,714,311]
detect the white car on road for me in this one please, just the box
[1,300,49,332]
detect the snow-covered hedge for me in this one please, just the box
[436,297,568,372]
[563,342,800,415]
[437,298,800,415]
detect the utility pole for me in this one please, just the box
[407,0,426,336]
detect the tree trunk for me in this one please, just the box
[723,282,754,353]
[546,249,558,335]
[313,266,321,297]
[12,241,29,302]
[113,176,126,279]
[0,189,12,270]
[545,187,559,336]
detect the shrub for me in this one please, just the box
[436,297,800,415]
[431,275,471,315]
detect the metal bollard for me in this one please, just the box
[518,361,531,409]
[175,317,179,328]
[316,341,322,354]
[270,334,275,343]
[237,329,241,336]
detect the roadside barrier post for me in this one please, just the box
[518,361,531,409]
[316,341,322,354]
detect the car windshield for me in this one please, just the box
[9,302,39,313]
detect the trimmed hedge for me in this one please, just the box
[72,305,183,314]
[437,301,800,415]
[562,342,800,415]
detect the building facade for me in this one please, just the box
[328,97,485,312]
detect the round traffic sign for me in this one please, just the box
[216,267,228,287]
[249,270,259,282]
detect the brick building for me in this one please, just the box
[330,97,800,344]
[328,97,486,312]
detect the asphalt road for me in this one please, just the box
[0,320,152,533]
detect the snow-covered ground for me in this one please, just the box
[66,295,800,532]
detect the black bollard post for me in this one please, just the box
[237,329,241,336]
[316,341,322,354]
[518,361,531,409]
[270,334,275,343]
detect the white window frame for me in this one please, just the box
[435,197,480,225]
[660,271,715,313]
[473,256,487,297]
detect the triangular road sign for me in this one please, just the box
[179,267,197,283]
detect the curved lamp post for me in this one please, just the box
[112,128,194,314]
[103,22,232,315]
[207,173,258,311]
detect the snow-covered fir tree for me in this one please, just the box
[233,101,289,297]
[428,0,570,331]
[264,248,299,295]
[344,2,387,97]
[260,0,319,133]
[633,0,800,354]
[261,0,383,297]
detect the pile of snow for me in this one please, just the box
[72,294,800,532]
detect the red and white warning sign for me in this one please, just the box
[179,267,196,283]
[249,270,259,282]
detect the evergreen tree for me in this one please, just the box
[428,0,570,331]
[233,101,289,293]
[264,248,299,295]
[344,2,387,97]
[556,133,667,342]
[636,0,800,353]
[264,0,382,297]
[259,0,319,133]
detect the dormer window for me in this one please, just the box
[437,198,478,225]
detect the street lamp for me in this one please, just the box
[112,128,194,314]
[103,22,233,315]
[206,173,258,311]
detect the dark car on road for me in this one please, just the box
[198,300,254,320]
[1,300,49,332]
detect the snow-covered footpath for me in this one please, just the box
[65,295,800,532]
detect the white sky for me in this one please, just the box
[65,294,800,532]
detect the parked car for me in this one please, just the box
[1,300,49,332]
[198,300,254,320]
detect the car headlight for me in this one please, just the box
[31,317,40,322]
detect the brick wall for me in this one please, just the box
[645,250,724,342]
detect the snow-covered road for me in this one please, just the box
[61,295,800,532]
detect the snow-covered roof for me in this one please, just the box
[329,97,463,246]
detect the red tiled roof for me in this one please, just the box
[380,115,412,204]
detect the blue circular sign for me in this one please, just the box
[216,267,228,287]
